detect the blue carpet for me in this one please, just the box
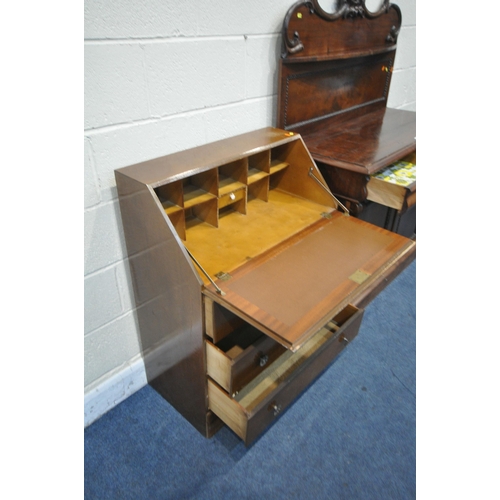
[85,260,416,500]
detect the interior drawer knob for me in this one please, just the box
[341,336,349,346]
[269,403,282,416]
[259,353,269,367]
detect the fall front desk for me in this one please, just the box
[115,127,415,445]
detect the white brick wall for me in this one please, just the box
[388,0,416,111]
[84,0,416,426]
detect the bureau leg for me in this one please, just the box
[206,410,224,438]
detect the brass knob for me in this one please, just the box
[270,403,282,416]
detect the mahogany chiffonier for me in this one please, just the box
[277,0,416,237]
[115,127,415,445]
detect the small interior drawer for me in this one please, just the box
[218,186,246,210]
[208,304,363,445]
[206,324,287,397]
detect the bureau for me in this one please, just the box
[277,0,416,237]
[115,127,415,445]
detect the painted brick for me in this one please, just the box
[387,68,416,110]
[87,112,206,202]
[144,38,246,117]
[84,267,123,333]
[115,260,135,313]
[245,35,281,99]
[203,97,275,143]
[85,44,150,130]
[84,201,126,275]
[397,0,416,26]
[84,0,197,40]
[85,0,416,38]
[88,97,276,204]
[84,138,100,208]
[84,312,142,387]
[85,0,295,40]
[196,0,294,36]
[398,102,416,113]
[394,26,416,70]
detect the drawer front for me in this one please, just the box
[367,177,408,210]
[208,304,364,445]
[367,153,416,211]
[218,187,246,209]
[206,333,286,396]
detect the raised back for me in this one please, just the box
[278,0,401,132]
[277,1,415,175]
[282,0,401,61]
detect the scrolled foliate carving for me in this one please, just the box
[310,0,392,20]
[342,0,366,19]
[282,1,315,56]
[282,0,400,57]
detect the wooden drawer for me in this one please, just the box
[367,179,413,211]
[218,186,246,210]
[367,153,416,211]
[208,304,363,445]
[206,323,287,397]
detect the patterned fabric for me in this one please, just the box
[372,161,416,187]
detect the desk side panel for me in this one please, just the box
[115,171,208,436]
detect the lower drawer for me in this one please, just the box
[208,304,363,445]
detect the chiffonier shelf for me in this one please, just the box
[115,127,415,445]
[277,0,416,237]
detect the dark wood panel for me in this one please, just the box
[115,172,208,436]
[317,162,370,202]
[302,107,416,174]
[279,54,394,130]
[282,1,401,61]
[244,306,364,445]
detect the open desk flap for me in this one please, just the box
[204,211,414,351]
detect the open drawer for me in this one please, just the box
[206,319,286,397]
[366,153,416,211]
[208,304,363,445]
